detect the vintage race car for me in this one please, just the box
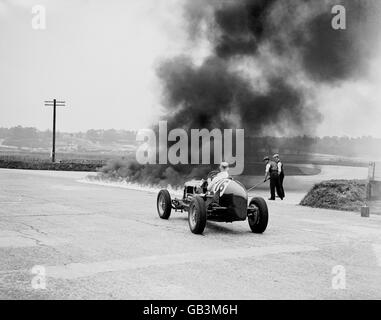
[156,173,268,234]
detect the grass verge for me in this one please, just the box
[0,159,104,171]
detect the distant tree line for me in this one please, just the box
[82,129,136,143]
[1,126,381,158]
[245,135,381,158]
[0,126,138,147]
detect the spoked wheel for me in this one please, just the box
[188,196,207,234]
[157,189,172,219]
[248,197,268,233]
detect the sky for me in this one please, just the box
[0,0,381,137]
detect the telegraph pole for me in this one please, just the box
[44,99,66,162]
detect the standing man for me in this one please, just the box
[273,154,285,199]
[263,156,283,201]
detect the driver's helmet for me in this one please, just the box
[219,161,229,171]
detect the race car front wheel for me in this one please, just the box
[188,196,207,234]
[157,189,172,219]
[248,197,268,233]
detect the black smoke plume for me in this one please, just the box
[100,0,380,186]
[159,0,379,134]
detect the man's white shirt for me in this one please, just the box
[265,163,282,174]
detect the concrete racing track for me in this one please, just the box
[0,168,380,299]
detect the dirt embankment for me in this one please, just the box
[300,180,367,212]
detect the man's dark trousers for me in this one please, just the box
[279,171,285,198]
[270,172,283,200]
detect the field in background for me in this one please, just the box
[0,127,376,175]
[0,149,368,174]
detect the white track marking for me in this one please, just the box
[78,178,182,197]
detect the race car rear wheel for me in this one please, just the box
[188,196,207,234]
[248,197,268,233]
[157,189,172,219]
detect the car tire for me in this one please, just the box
[157,189,172,219]
[188,196,207,234]
[248,197,268,233]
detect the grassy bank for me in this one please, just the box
[0,158,105,172]
[300,180,367,212]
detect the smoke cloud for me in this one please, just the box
[100,0,381,186]
[158,0,380,135]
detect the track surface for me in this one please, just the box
[0,169,380,299]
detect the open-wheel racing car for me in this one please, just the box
[156,173,268,234]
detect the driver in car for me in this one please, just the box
[207,162,230,192]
